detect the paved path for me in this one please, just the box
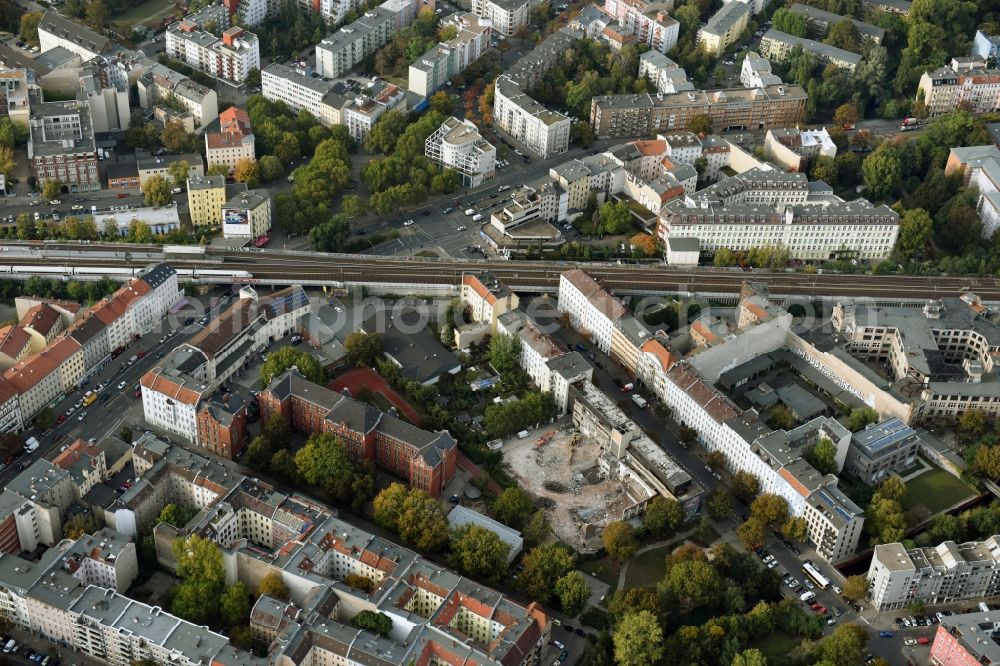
[616,529,697,590]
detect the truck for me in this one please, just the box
[24,436,39,453]
[83,390,97,407]
[800,591,816,602]
[631,394,648,408]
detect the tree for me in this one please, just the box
[344,331,383,367]
[353,610,392,637]
[767,405,795,430]
[602,520,638,561]
[488,333,521,374]
[375,484,450,552]
[896,208,933,261]
[374,483,410,531]
[519,544,575,603]
[492,487,535,530]
[613,611,664,666]
[260,346,324,387]
[234,157,260,187]
[41,179,62,201]
[428,91,455,114]
[751,493,789,527]
[818,625,868,666]
[0,145,14,181]
[207,163,231,177]
[863,145,902,199]
[259,154,284,181]
[143,175,173,207]
[64,513,96,539]
[342,194,367,218]
[19,11,42,46]
[806,437,838,475]
[707,486,733,521]
[171,534,225,623]
[661,558,722,607]
[365,110,410,153]
[127,220,153,243]
[85,0,109,28]
[732,471,760,504]
[256,571,289,600]
[732,649,768,666]
[737,518,766,549]
[167,160,190,189]
[344,573,374,592]
[523,510,550,547]
[772,7,808,35]
[706,450,726,470]
[974,445,1000,481]
[220,582,250,627]
[598,200,632,235]
[157,503,197,528]
[833,103,860,127]
[848,407,879,432]
[687,114,712,135]
[608,588,660,623]
[782,516,808,542]
[630,233,657,256]
[449,524,510,584]
[161,121,193,153]
[295,433,353,486]
[555,571,590,616]
[825,18,862,52]
[643,496,683,536]
[959,408,988,438]
[842,574,868,602]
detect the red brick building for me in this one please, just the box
[196,393,248,459]
[930,613,1000,666]
[260,368,457,496]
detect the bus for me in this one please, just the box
[802,562,830,590]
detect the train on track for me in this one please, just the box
[0,265,253,280]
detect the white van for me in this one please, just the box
[464,208,476,216]
[472,213,483,222]
[516,430,530,439]
[3,639,15,654]
[800,591,816,602]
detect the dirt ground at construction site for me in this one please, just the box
[503,426,635,553]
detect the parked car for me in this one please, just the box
[879,631,894,638]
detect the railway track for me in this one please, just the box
[2,242,998,300]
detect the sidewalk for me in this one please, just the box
[4,625,105,666]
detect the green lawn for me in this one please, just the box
[903,466,977,514]
[113,0,177,29]
[623,544,672,590]
[746,631,800,666]
[579,556,620,593]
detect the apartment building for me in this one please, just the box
[868,538,1000,611]
[0,325,31,371]
[930,610,1000,666]
[51,439,107,499]
[557,269,627,354]
[196,392,248,459]
[0,68,30,126]
[638,51,692,94]
[140,366,208,443]
[0,459,75,552]
[166,22,260,84]
[494,75,571,159]
[595,0,677,53]
[591,84,808,138]
[919,59,1000,116]
[943,144,1000,238]
[698,2,751,56]
[741,51,782,89]
[425,117,496,187]
[315,0,417,78]
[832,294,1000,419]
[260,368,458,495]
[341,82,406,141]
[61,528,139,593]
[760,29,862,73]
[471,0,528,36]
[37,12,109,61]
[763,127,837,172]
[787,3,885,44]
[408,13,490,97]
[205,106,255,176]
[137,62,219,129]
[658,197,899,261]
[28,101,99,192]
[261,62,337,120]
[460,271,519,332]
[187,174,228,227]
[844,417,921,485]
[506,27,581,90]
[550,152,626,211]
[222,188,271,239]
[20,303,65,353]
[973,29,1000,63]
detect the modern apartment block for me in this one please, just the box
[787,3,885,44]
[221,187,271,239]
[550,152,626,211]
[28,101,99,192]
[205,106,255,176]
[341,81,406,141]
[740,51,782,88]
[698,2,751,56]
[37,12,109,61]
[260,368,458,495]
[760,29,862,73]
[315,0,418,78]
[590,84,807,138]
[0,68,30,126]
[868,538,1000,611]
[187,174,228,227]
[471,0,527,36]
[844,417,922,485]
[261,62,339,121]
[600,0,678,54]
[763,127,836,172]
[638,51,693,94]
[658,194,899,261]
[919,58,1000,116]
[832,294,1000,419]
[165,21,260,84]
[493,75,570,158]
[425,116,496,187]
[408,12,491,97]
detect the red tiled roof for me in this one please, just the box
[0,325,31,359]
[634,139,667,156]
[20,303,62,337]
[463,274,497,306]
[779,467,810,498]
[140,368,204,405]
[0,377,17,405]
[641,338,675,372]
